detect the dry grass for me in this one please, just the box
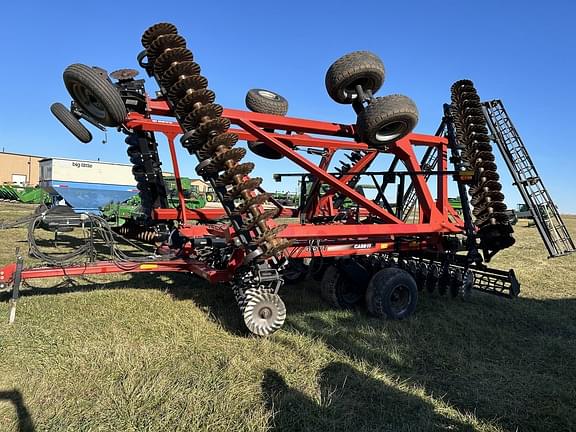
[0,202,575,431]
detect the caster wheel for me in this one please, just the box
[50,103,92,143]
[245,88,289,159]
[325,51,385,104]
[63,63,127,127]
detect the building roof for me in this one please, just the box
[0,150,45,159]
[38,157,132,167]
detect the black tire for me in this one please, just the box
[205,192,215,202]
[309,257,331,283]
[247,140,284,160]
[366,267,418,319]
[63,64,127,127]
[283,259,308,285]
[245,89,287,159]
[356,94,418,147]
[245,89,288,115]
[50,103,92,143]
[320,265,364,309]
[325,51,385,104]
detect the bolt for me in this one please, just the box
[259,307,272,319]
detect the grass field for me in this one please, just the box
[0,202,575,432]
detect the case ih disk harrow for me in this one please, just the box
[3,22,554,336]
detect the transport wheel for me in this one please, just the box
[366,267,418,319]
[243,289,286,336]
[245,89,288,160]
[356,94,418,148]
[63,64,127,126]
[309,257,330,282]
[247,141,284,160]
[320,265,364,309]
[283,259,308,284]
[325,51,385,104]
[245,89,288,115]
[50,102,92,143]
[205,192,215,202]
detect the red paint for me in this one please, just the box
[1,101,463,286]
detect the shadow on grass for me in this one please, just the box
[2,270,575,430]
[280,283,576,432]
[261,362,471,432]
[0,390,35,432]
[0,271,246,335]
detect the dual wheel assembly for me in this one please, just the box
[315,257,473,319]
[51,64,129,143]
[320,263,418,320]
[242,50,419,158]
[325,50,419,148]
[52,64,170,224]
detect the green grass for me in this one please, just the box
[0,202,575,431]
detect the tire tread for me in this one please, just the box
[50,102,92,143]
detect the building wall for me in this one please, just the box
[0,152,43,186]
[190,179,211,193]
[39,158,135,186]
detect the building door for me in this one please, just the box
[12,174,27,186]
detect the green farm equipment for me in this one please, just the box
[272,191,299,207]
[0,184,49,204]
[102,176,208,225]
[448,197,463,214]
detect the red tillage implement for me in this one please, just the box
[1,23,522,335]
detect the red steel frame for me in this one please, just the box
[0,99,464,285]
[134,98,463,233]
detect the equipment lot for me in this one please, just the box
[0,202,575,431]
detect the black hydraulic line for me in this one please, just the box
[395,174,405,220]
[298,177,308,224]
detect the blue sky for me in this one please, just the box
[0,0,575,212]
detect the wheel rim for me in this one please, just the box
[375,120,408,142]
[257,90,279,100]
[389,284,411,315]
[70,81,107,120]
[343,78,374,100]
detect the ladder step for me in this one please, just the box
[483,99,575,258]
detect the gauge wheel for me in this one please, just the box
[356,94,418,148]
[63,63,127,126]
[50,102,92,143]
[245,89,288,159]
[325,51,385,104]
[245,89,288,115]
[283,259,308,284]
